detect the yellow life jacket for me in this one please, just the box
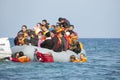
[79,57,87,62]
[43,30,49,35]
[72,59,80,62]
[79,42,83,50]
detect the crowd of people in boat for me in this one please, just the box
[1,17,87,63]
[14,17,82,54]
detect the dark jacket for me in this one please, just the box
[52,36,63,52]
[70,41,81,54]
[40,39,54,49]
[59,18,70,28]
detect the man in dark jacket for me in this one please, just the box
[58,17,70,28]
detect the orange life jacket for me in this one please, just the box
[18,56,31,63]
[79,57,87,62]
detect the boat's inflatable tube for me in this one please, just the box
[11,45,86,62]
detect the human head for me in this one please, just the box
[58,17,63,22]
[38,31,43,36]
[80,53,86,59]
[58,17,64,23]
[18,36,23,45]
[42,19,47,25]
[55,25,62,32]
[15,52,20,58]
[70,55,76,62]
[50,30,56,38]
[69,25,74,30]
[51,25,55,29]
[21,25,27,32]
[37,23,42,28]
[19,51,24,57]
[38,31,43,39]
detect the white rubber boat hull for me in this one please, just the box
[11,45,86,62]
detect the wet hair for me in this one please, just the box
[80,53,86,57]
[58,17,63,22]
[11,52,19,58]
[70,55,76,60]
[51,25,56,28]
[19,51,24,57]
[22,25,27,29]
[42,19,47,23]
[28,30,36,37]
[37,23,42,26]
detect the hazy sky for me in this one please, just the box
[0,0,120,38]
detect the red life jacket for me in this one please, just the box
[64,35,69,49]
[36,51,54,62]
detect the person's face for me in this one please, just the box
[18,37,23,42]
[58,33,63,38]
[42,21,46,25]
[50,32,55,38]
[16,53,19,58]
[22,27,27,32]
[69,26,74,30]
[80,54,84,59]
[61,20,64,23]
[37,24,41,28]
[70,33,75,37]
[38,32,42,36]
[41,27,47,32]
[70,58,75,62]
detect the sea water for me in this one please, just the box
[0,38,120,80]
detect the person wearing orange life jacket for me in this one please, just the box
[41,26,49,36]
[14,25,29,45]
[70,53,87,63]
[69,31,81,54]
[33,23,42,35]
[3,51,31,63]
[79,53,87,62]
[42,19,50,29]
[70,55,79,62]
